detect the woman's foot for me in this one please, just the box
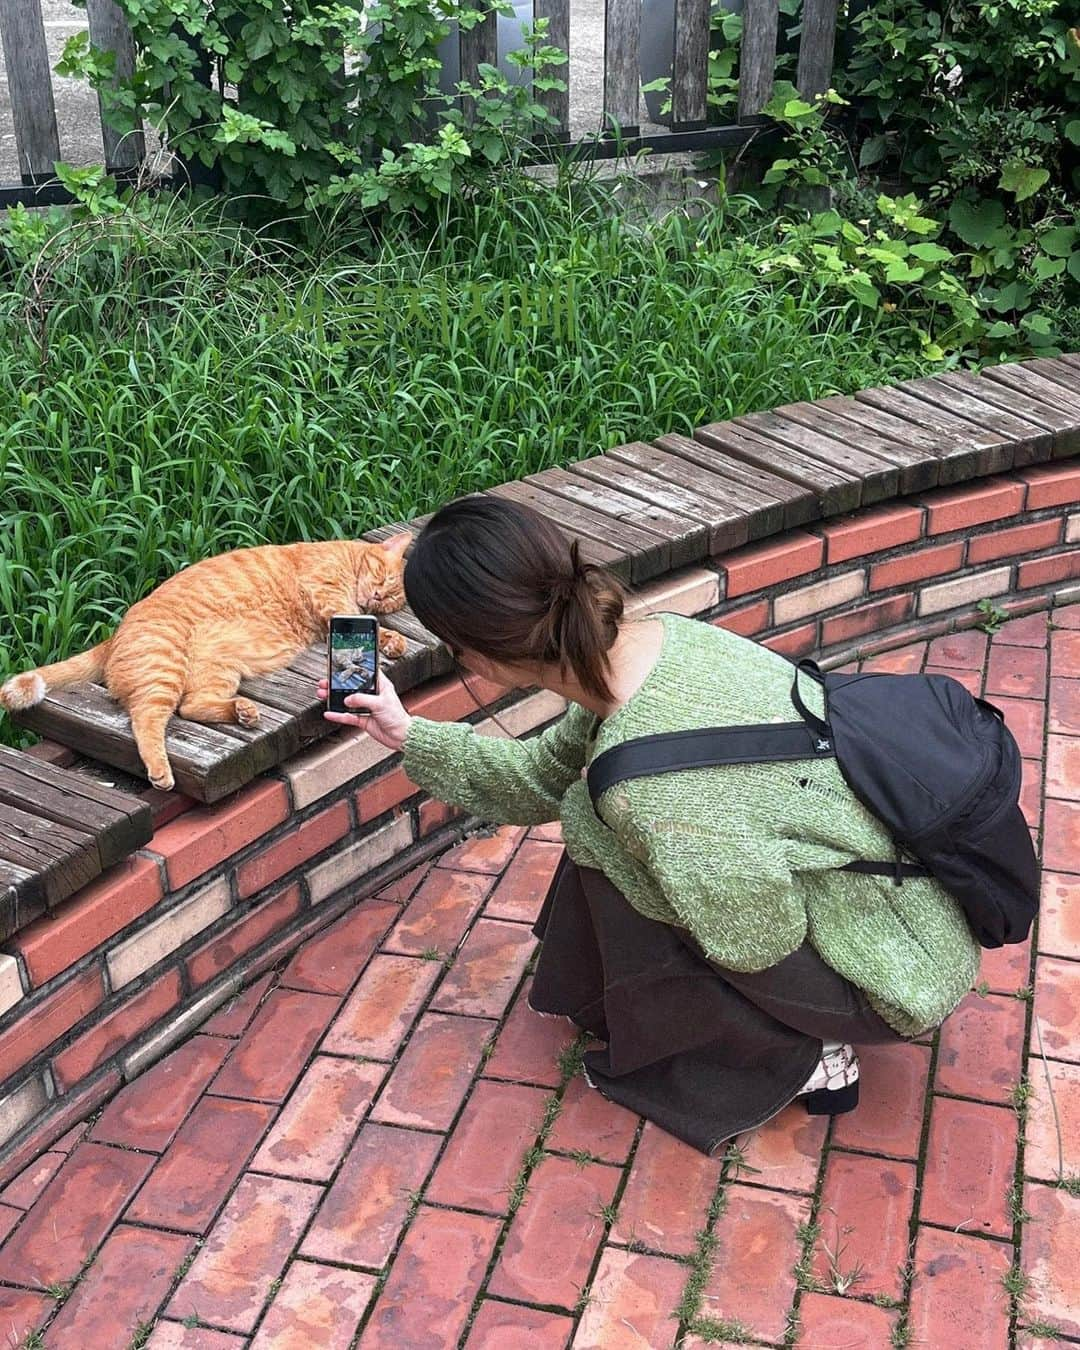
[796,1041,860,1115]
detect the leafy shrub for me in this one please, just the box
[667,1,1080,360]
[834,0,1080,354]
[57,0,567,215]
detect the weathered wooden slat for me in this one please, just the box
[10,683,257,804]
[85,0,146,170]
[940,369,1080,459]
[568,453,738,553]
[459,0,498,122]
[895,376,1051,467]
[206,699,313,773]
[286,645,329,683]
[694,420,863,515]
[0,801,100,909]
[1046,354,1080,375]
[529,465,703,569]
[811,395,983,486]
[387,621,450,676]
[534,0,570,133]
[738,0,780,120]
[362,520,422,544]
[672,0,709,125]
[814,394,961,453]
[501,476,668,580]
[999,360,1080,419]
[611,439,773,542]
[0,858,46,943]
[773,400,941,493]
[651,434,820,531]
[486,481,632,580]
[602,440,772,544]
[236,665,330,741]
[854,386,1014,479]
[0,0,62,179]
[796,0,840,100]
[0,746,151,868]
[732,410,900,504]
[604,0,640,132]
[380,604,446,657]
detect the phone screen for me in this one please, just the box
[328,616,378,711]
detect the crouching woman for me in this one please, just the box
[322,495,979,1156]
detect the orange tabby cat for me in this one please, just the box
[0,535,412,792]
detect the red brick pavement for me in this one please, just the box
[1,602,1078,1348]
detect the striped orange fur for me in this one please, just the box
[0,535,412,791]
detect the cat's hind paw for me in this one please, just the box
[148,763,175,792]
[0,672,46,712]
[234,697,260,727]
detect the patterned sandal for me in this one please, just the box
[795,1040,860,1115]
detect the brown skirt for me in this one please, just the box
[528,853,904,1156]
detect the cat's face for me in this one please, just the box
[358,532,411,614]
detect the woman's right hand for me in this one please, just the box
[319,671,413,752]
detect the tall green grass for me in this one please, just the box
[0,166,934,748]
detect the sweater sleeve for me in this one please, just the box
[400,701,595,826]
[600,790,809,971]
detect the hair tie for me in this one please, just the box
[547,573,573,605]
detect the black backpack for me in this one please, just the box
[586,657,1040,949]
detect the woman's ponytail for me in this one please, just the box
[534,539,624,703]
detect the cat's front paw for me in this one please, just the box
[234,697,260,727]
[378,631,408,659]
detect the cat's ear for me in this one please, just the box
[381,532,413,560]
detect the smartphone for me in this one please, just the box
[327,615,379,713]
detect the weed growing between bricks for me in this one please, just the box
[674,1179,729,1339]
[1018,1316,1068,1340]
[793,1219,826,1297]
[782,1115,835,1347]
[456,1032,607,1342]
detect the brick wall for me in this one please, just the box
[0,460,1077,1181]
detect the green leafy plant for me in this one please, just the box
[839,0,1080,193]
[837,0,1080,351]
[693,1,1080,359]
[57,0,567,216]
[696,85,984,359]
[977,598,1010,633]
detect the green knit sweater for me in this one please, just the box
[401,611,979,1037]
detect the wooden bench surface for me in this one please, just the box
[0,746,152,938]
[7,354,1079,821]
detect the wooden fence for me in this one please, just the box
[0,0,839,207]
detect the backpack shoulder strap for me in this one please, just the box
[585,720,835,809]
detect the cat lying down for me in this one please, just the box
[0,534,412,792]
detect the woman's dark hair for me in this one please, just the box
[404,495,626,703]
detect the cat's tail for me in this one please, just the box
[0,638,113,713]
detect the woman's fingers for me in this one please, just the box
[320,673,409,751]
[323,710,366,727]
